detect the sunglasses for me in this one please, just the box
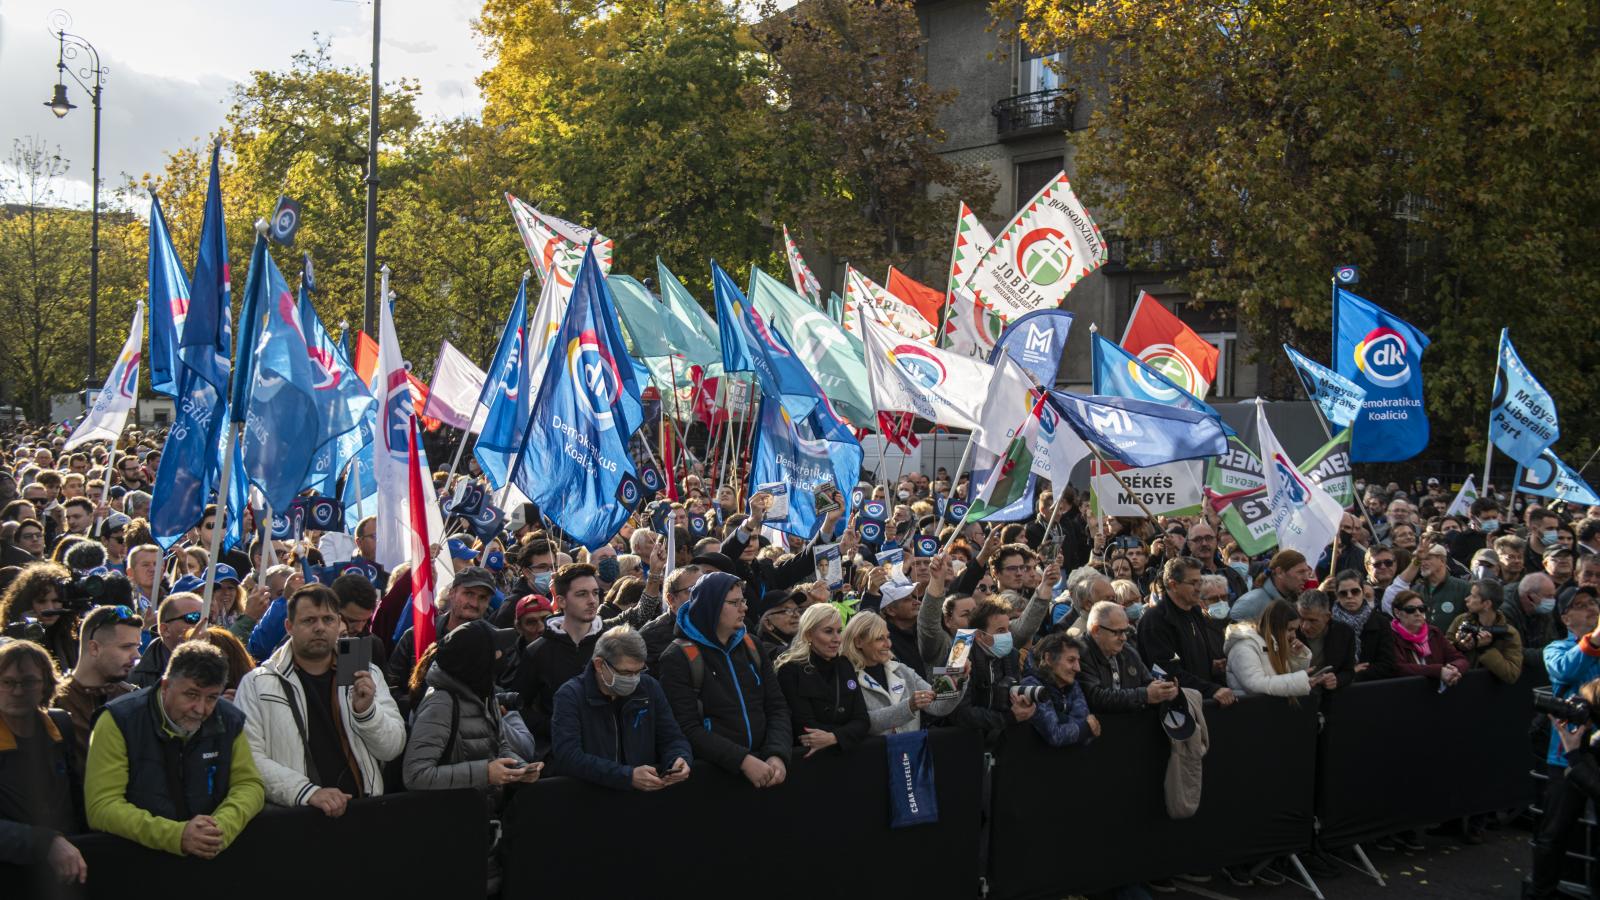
[1396,605,1425,615]
[1337,587,1364,597]
[163,611,203,625]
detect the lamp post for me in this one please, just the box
[43,13,108,395]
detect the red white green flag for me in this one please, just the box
[963,172,1107,324]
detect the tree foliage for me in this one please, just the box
[993,0,1600,460]
[755,0,996,281]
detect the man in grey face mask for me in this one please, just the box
[549,626,692,790]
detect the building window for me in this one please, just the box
[1019,43,1061,94]
[1015,157,1063,208]
[1198,331,1237,399]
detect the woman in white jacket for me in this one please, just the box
[1223,598,1337,698]
[842,611,958,735]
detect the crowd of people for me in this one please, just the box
[0,423,1582,896]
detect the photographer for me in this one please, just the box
[1446,579,1523,684]
[51,603,142,770]
[1019,633,1097,748]
[951,599,1036,740]
[1528,585,1600,900]
[0,562,80,669]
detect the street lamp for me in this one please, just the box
[42,12,107,394]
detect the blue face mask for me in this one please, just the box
[532,572,552,594]
[1537,595,1557,615]
[1229,561,1250,579]
[989,631,1014,658]
[1478,519,1500,533]
[1543,530,1560,546]
[1125,602,1146,623]
[597,557,621,582]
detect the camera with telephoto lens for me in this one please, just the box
[1534,691,1598,726]
[49,573,117,614]
[1457,620,1509,643]
[1008,684,1045,704]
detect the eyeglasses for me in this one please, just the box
[1000,564,1029,574]
[1396,605,1425,615]
[0,676,44,693]
[1101,626,1135,638]
[1337,587,1364,597]
[1371,559,1396,569]
[725,597,749,609]
[163,611,203,625]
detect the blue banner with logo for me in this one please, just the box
[1516,449,1600,506]
[1332,288,1430,462]
[748,394,862,539]
[146,193,191,400]
[475,275,532,490]
[885,730,940,829]
[511,245,645,549]
[1283,344,1366,430]
[1048,391,1228,469]
[990,309,1074,389]
[1489,328,1559,468]
[1090,333,1234,436]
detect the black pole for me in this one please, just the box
[362,0,382,336]
[87,77,101,392]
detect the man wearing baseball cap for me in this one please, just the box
[385,565,498,697]
[1383,537,1470,630]
[497,595,556,693]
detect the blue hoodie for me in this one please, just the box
[659,571,792,772]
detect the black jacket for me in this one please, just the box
[511,616,602,740]
[719,528,815,628]
[775,652,870,752]
[885,619,927,681]
[657,573,792,774]
[1077,636,1154,713]
[1135,597,1225,698]
[386,612,450,694]
[952,642,1023,740]
[1353,609,1398,681]
[640,611,679,675]
[1301,620,1359,689]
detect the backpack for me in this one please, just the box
[672,634,761,692]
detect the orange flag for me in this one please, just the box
[885,267,945,329]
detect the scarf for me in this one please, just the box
[1331,601,1375,636]
[1389,616,1432,662]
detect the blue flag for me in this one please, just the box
[231,235,276,421]
[1049,391,1227,468]
[340,433,377,531]
[1283,344,1367,430]
[1517,449,1600,506]
[1489,328,1559,468]
[1332,288,1430,462]
[474,276,532,489]
[1091,333,1235,436]
[241,243,321,511]
[224,434,247,553]
[149,369,227,549]
[748,395,863,539]
[511,245,645,548]
[182,142,232,393]
[990,309,1074,389]
[712,261,826,418]
[146,193,191,399]
[297,268,374,495]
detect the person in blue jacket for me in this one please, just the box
[550,625,691,791]
[1020,632,1098,748]
[1529,584,1600,899]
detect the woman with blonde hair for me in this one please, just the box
[842,611,956,735]
[1224,598,1335,697]
[775,604,868,755]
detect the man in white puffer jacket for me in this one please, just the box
[235,585,407,815]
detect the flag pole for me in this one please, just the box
[442,425,471,495]
[350,458,366,521]
[1481,349,1503,492]
[199,423,240,627]
[98,440,119,526]
[939,431,981,553]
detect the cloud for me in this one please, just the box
[388,38,439,55]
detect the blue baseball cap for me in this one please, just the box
[171,575,205,595]
[447,539,478,561]
[210,563,241,586]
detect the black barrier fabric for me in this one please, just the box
[987,695,1320,900]
[1316,668,1539,847]
[501,728,983,900]
[1,789,486,900]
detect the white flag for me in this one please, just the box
[845,266,936,343]
[860,311,1003,438]
[422,340,488,434]
[506,192,613,295]
[374,293,415,571]
[1032,397,1091,485]
[943,202,1002,359]
[524,272,568,405]
[1258,402,1344,563]
[1446,475,1479,518]
[66,302,145,452]
[963,171,1107,324]
[969,353,1040,456]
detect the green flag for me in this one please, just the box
[966,399,1042,522]
[656,259,723,378]
[607,275,677,360]
[748,267,873,427]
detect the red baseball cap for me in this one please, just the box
[515,594,555,621]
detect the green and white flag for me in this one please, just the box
[967,394,1045,522]
[656,259,724,379]
[845,265,936,343]
[963,172,1107,325]
[748,267,873,426]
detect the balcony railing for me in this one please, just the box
[992,89,1076,140]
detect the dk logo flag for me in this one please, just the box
[1332,288,1430,462]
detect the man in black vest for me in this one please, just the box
[84,641,263,857]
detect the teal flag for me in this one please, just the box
[748,267,873,427]
[607,274,677,360]
[656,259,723,378]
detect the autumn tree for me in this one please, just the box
[754,0,996,282]
[477,0,776,284]
[994,0,1600,459]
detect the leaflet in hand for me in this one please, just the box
[876,545,912,587]
[756,482,790,519]
[814,542,844,589]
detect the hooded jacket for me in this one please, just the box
[657,572,792,773]
[402,622,526,792]
[233,639,407,807]
[511,614,603,740]
[1223,623,1312,697]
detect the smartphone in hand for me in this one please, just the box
[335,636,371,687]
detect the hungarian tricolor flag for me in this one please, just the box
[1119,292,1220,399]
[877,411,921,452]
[965,393,1045,522]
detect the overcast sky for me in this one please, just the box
[0,0,488,207]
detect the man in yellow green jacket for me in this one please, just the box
[84,640,262,857]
